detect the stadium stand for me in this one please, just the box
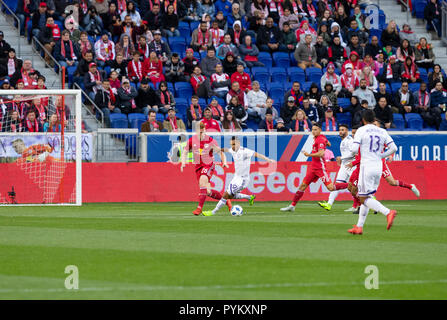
[0,0,446,134]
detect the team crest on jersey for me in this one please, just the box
[204,144,209,149]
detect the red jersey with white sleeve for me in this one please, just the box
[381,144,393,178]
[310,134,328,170]
[349,150,361,186]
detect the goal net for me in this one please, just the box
[0,90,82,205]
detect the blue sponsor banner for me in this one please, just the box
[143,132,447,162]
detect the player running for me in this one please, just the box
[318,124,356,211]
[280,124,349,212]
[202,136,275,216]
[347,110,398,235]
[180,122,230,216]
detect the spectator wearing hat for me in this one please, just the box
[276,118,289,132]
[31,2,50,43]
[190,66,214,99]
[208,97,225,122]
[163,107,186,132]
[200,107,222,132]
[141,110,164,132]
[182,48,199,80]
[210,63,231,99]
[136,78,161,116]
[200,47,221,78]
[165,53,186,83]
[117,78,139,114]
[258,108,276,132]
[321,107,338,132]
[148,30,171,62]
[339,63,359,98]
[280,96,299,126]
[54,30,79,69]
[94,32,116,68]
[228,21,247,47]
[0,48,22,79]
[379,55,402,84]
[84,62,103,101]
[155,80,176,115]
[94,79,121,127]
[222,51,238,76]
[230,63,251,93]
[321,62,342,96]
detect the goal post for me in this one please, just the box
[0,90,82,206]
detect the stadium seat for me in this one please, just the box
[190,21,200,31]
[337,98,351,109]
[110,113,129,129]
[392,113,405,130]
[413,1,426,19]
[193,51,201,61]
[268,83,284,102]
[156,113,165,122]
[167,82,175,94]
[198,98,208,107]
[391,82,402,93]
[336,112,352,128]
[305,67,323,83]
[170,42,187,54]
[178,22,190,38]
[246,119,259,131]
[175,98,188,115]
[272,52,290,68]
[406,113,423,131]
[258,52,273,68]
[287,67,306,83]
[419,69,428,84]
[168,36,186,46]
[409,82,421,92]
[252,67,270,84]
[270,67,287,83]
[368,29,382,41]
[174,82,193,98]
[301,81,318,92]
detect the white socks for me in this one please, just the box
[364,198,390,216]
[213,198,227,214]
[234,193,251,200]
[328,191,339,206]
[356,205,369,227]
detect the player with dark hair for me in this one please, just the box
[202,136,275,216]
[280,124,349,212]
[180,122,231,216]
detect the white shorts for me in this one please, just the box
[336,164,354,183]
[227,176,249,196]
[358,162,383,196]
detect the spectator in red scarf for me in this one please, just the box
[401,56,421,83]
[288,109,312,132]
[127,51,144,84]
[84,62,103,100]
[76,31,94,59]
[94,79,121,127]
[94,32,116,68]
[141,110,164,132]
[191,21,213,52]
[39,16,60,67]
[145,51,165,86]
[284,82,304,106]
[156,81,176,115]
[163,107,186,132]
[230,63,252,93]
[226,81,247,108]
[182,48,199,81]
[190,66,214,98]
[10,59,40,89]
[339,63,359,98]
[117,78,139,114]
[258,108,276,131]
[0,48,23,79]
[23,110,42,132]
[208,97,225,122]
[187,95,203,129]
[321,108,338,132]
[54,30,79,69]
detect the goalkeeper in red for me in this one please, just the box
[180,122,230,216]
[281,124,349,212]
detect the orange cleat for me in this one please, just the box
[386,210,397,230]
[348,225,363,235]
[193,208,202,216]
[227,199,232,212]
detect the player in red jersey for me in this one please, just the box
[180,122,231,215]
[280,124,349,212]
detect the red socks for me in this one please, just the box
[352,195,361,209]
[208,189,222,200]
[396,180,412,189]
[198,188,207,209]
[292,190,304,206]
[334,182,348,190]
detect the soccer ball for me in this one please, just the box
[231,205,243,216]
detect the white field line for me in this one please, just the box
[0,279,446,294]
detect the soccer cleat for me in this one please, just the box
[249,195,256,206]
[348,225,363,235]
[193,208,202,216]
[202,210,214,217]
[386,210,397,230]
[344,207,357,212]
[353,207,360,215]
[318,201,332,211]
[226,199,232,212]
[411,184,420,198]
[280,204,295,212]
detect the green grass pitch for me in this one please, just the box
[0,200,446,300]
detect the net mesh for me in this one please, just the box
[0,94,78,204]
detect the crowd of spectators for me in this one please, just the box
[0,0,446,133]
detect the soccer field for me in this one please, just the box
[0,200,446,300]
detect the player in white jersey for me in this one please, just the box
[202,136,275,216]
[318,124,356,211]
[348,110,398,235]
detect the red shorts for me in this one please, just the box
[195,164,215,181]
[382,161,392,178]
[349,167,360,187]
[303,168,332,186]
